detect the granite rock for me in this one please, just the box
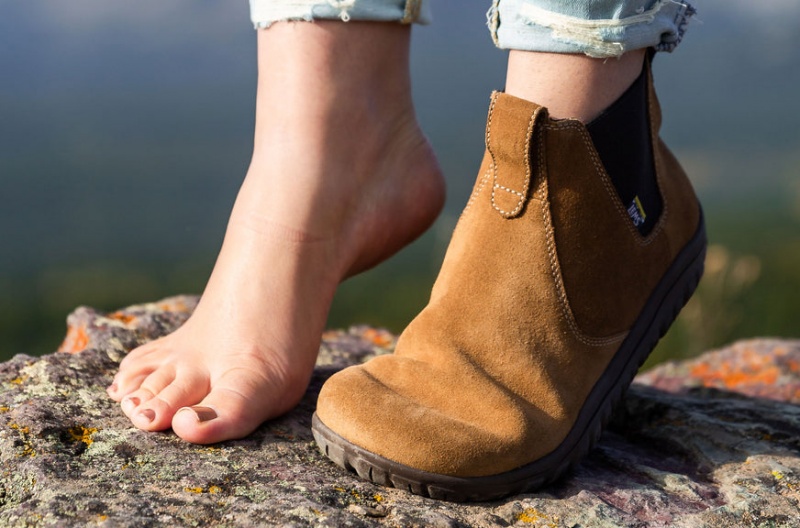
[1,296,798,527]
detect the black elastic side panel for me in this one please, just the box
[587,67,662,236]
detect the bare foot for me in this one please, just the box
[106,22,445,444]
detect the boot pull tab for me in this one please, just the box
[486,92,545,219]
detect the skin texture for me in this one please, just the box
[505,49,646,122]
[107,18,647,444]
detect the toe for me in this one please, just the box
[171,387,261,444]
[119,366,176,418]
[131,370,209,431]
[121,387,155,417]
[108,343,164,401]
[171,370,303,444]
[108,370,152,402]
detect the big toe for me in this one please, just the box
[171,372,304,444]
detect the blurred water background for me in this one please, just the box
[1,0,799,364]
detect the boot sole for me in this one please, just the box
[312,211,707,502]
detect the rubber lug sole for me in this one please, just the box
[312,211,707,502]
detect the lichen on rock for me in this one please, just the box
[1,296,799,527]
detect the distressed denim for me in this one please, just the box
[250,0,694,57]
[249,0,431,27]
[489,0,696,57]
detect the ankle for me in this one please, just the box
[252,21,419,161]
[505,49,646,122]
[255,21,415,122]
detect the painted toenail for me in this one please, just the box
[179,406,217,422]
[138,409,156,423]
[121,397,140,413]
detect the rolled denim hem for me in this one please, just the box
[488,0,696,58]
[249,0,432,28]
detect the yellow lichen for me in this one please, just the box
[9,423,30,434]
[69,426,99,447]
[517,507,558,527]
[373,493,384,503]
[9,376,28,385]
[772,470,785,480]
[185,485,222,494]
[9,423,36,457]
[97,514,108,522]
[0,405,10,413]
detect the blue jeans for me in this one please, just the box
[248,0,695,58]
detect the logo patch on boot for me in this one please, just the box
[627,196,647,227]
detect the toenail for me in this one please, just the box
[108,382,118,392]
[179,406,217,422]
[122,396,140,409]
[138,409,156,423]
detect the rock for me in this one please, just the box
[1,296,798,527]
[638,339,800,404]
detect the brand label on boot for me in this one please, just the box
[627,196,647,227]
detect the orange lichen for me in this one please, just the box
[106,312,137,325]
[158,298,189,313]
[271,429,295,441]
[690,358,781,389]
[362,328,393,348]
[58,323,90,353]
[787,359,800,373]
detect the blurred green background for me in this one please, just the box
[1,1,799,365]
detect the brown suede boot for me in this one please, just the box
[312,62,706,501]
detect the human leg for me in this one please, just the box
[505,49,645,122]
[107,5,444,444]
[313,0,703,499]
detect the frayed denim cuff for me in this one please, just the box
[250,0,431,28]
[488,0,696,57]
